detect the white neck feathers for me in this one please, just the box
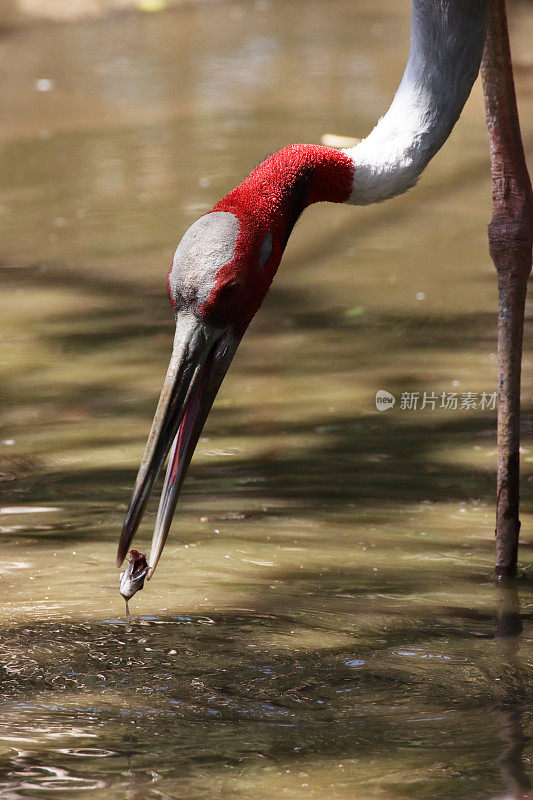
[343,0,488,205]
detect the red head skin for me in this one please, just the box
[169,144,354,336]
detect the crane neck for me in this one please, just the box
[214,143,354,244]
[215,2,489,229]
[343,0,489,204]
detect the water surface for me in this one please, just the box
[1,1,532,798]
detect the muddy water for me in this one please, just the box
[0,1,532,798]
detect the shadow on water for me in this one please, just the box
[0,409,521,548]
[5,402,533,543]
[2,253,530,515]
[5,251,527,544]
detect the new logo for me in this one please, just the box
[375,390,396,412]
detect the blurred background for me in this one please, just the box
[0,1,532,798]
[1,0,188,23]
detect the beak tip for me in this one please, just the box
[116,535,130,567]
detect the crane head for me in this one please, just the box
[116,144,354,577]
[116,208,279,576]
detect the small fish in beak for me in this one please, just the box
[119,549,149,601]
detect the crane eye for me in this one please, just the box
[219,277,243,295]
[206,276,243,326]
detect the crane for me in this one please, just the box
[117,0,532,582]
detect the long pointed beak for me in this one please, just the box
[117,312,239,576]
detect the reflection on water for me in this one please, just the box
[495,583,532,800]
[0,0,532,798]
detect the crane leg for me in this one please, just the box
[481,0,533,578]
